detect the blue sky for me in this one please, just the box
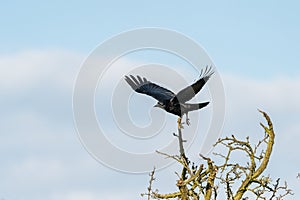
[1,1,300,77]
[1,1,300,200]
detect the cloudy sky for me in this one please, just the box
[1,1,300,200]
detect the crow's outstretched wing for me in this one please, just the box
[125,75,175,102]
[175,66,214,103]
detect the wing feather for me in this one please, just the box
[175,66,214,103]
[125,75,175,102]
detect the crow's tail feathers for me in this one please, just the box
[187,102,209,112]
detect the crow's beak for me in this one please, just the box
[154,103,161,108]
[154,103,163,109]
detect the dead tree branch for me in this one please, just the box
[142,110,292,200]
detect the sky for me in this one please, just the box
[1,1,300,200]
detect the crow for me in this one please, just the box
[125,66,213,129]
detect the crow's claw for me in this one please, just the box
[186,118,190,126]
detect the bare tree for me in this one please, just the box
[141,110,292,199]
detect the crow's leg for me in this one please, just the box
[186,112,190,126]
[177,117,184,129]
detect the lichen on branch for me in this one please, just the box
[142,110,292,199]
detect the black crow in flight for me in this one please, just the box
[125,66,213,129]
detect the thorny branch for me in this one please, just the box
[142,110,292,199]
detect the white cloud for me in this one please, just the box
[0,49,83,93]
[11,158,65,182]
[51,191,134,200]
[223,73,300,113]
[52,191,98,200]
[0,50,299,200]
